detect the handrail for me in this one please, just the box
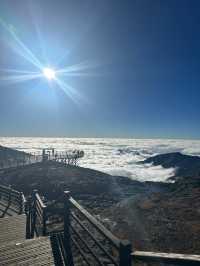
[67,192,131,266]
[71,212,118,265]
[132,251,200,265]
[0,184,20,195]
[0,184,26,214]
[70,236,91,266]
[70,225,104,266]
[33,190,131,266]
[69,196,121,250]
[35,193,46,209]
[29,190,47,238]
[0,154,42,170]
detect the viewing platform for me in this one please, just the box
[0,146,84,170]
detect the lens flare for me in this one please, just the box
[43,68,56,80]
[0,18,101,104]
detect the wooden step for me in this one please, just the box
[0,237,55,265]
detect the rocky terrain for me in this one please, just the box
[0,160,169,212]
[0,147,199,256]
[142,152,200,180]
[104,177,200,253]
[102,152,200,254]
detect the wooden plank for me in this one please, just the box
[0,237,55,266]
[132,251,200,265]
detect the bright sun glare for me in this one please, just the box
[0,17,98,102]
[43,67,56,80]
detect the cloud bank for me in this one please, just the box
[1,137,200,182]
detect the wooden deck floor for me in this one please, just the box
[0,214,56,265]
[0,214,26,245]
[0,237,55,266]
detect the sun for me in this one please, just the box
[43,67,56,80]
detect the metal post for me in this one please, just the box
[8,185,12,205]
[119,240,132,266]
[63,191,74,266]
[19,192,23,214]
[26,197,31,239]
[30,189,37,238]
[42,206,47,236]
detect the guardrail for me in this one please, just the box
[0,184,26,215]
[132,251,200,265]
[28,190,200,266]
[68,193,132,266]
[29,190,132,265]
[0,155,42,170]
[26,190,47,239]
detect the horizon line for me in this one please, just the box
[0,135,200,141]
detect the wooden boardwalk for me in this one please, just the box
[1,185,200,266]
[0,237,55,266]
[0,212,56,265]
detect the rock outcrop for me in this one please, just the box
[141,152,200,180]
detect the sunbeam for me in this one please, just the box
[0,18,101,103]
[55,78,84,105]
[0,18,43,70]
[57,60,100,74]
[0,73,42,84]
[0,68,39,74]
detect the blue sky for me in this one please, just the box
[0,0,200,138]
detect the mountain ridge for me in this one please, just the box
[141,152,200,180]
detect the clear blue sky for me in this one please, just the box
[0,0,200,139]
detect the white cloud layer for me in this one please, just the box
[1,137,200,182]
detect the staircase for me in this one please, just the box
[0,186,56,266]
[0,234,54,265]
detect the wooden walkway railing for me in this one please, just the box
[0,150,84,170]
[0,154,42,170]
[132,251,200,265]
[26,189,200,266]
[0,184,26,216]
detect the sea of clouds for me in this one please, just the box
[1,137,200,182]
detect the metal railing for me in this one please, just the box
[27,190,200,266]
[0,154,42,170]
[0,184,26,215]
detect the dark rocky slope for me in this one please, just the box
[104,177,200,253]
[142,152,200,179]
[0,160,168,212]
[102,152,200,254]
